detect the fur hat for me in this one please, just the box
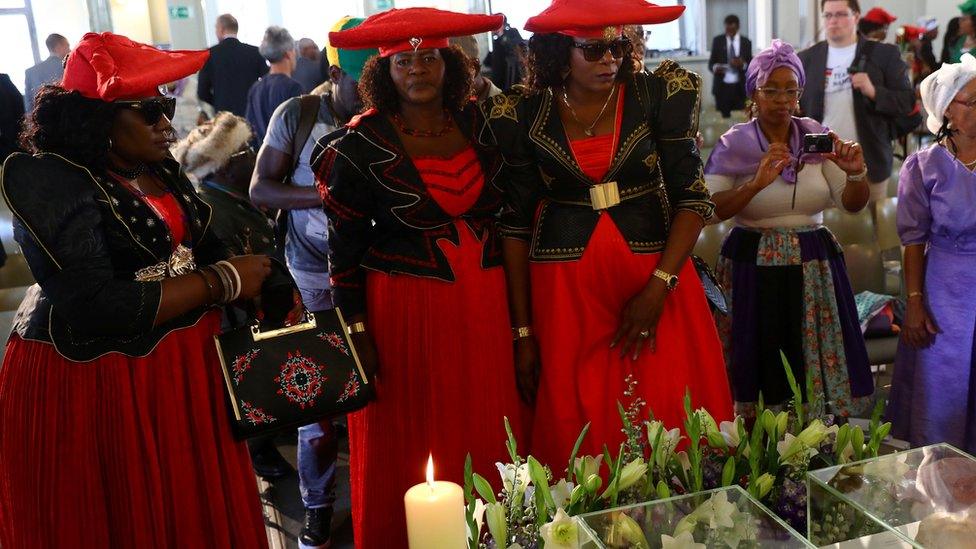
[171,112,252,180]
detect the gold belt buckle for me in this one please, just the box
[589,181,621,210]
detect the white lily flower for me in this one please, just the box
[574,455,603,481]
[606,512,650,549]
[495,462,530,494]
[697,490,736,529]
[617,458,648,492]
[551,479,574,509]
[719,419,741,448]
[539,508,579,549]
[647,421,681,452]
[661,531,705,549]
[676,451,691,473]
[778,433,818,465]
[796,419,829,448]
[469,499,486,540]
[863,454,911,485]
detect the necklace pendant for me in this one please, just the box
[584,128,595,137]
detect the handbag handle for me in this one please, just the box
[250,311,318,341]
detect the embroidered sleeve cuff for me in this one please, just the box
[675,200,715,221]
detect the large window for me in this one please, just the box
[202,0,363,48]
[1,0,39,93]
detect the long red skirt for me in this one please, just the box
[351,224,525,548]
[0,312,268,548]
[529,215,733,469]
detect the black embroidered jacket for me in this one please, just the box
[1,152,230,361]
[311,104,504,319]
[479,61,713,261]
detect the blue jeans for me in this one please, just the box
[297,286,336,509]
[297,420,337,509]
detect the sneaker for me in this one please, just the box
[299,506,332,549]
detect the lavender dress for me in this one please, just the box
[887,144,976,452]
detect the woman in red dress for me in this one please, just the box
[312,9,525,547]
[482,0,734,470]
[0,33,270,547]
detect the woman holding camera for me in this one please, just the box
[705,40,873,417]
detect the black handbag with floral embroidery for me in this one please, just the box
[214,261,374,440]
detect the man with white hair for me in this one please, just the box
[245,26,303,145]
[293,38,326,92]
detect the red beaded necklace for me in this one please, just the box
[391,110,453,138]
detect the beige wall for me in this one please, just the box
[108,0,153,43]
[147,0,171,45]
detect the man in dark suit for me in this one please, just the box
[708,15,752,118]
[484,16,525,91]
[798,0,914,202]
[197,14,268,117]
[24,34,69,113]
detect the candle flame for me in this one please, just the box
[426,454,435,488]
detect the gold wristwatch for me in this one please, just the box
[652,269,679,291]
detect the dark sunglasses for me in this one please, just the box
[572,39,633,62]
[116,96,177,125]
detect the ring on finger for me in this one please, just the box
[639,330,650,338]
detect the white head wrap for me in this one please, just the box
[921,53,976,134]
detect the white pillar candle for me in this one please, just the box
[404,455,467,549]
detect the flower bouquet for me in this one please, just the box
[462,353,891,548]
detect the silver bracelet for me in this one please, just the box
[208,264,234,304]
[216,260,242,301]
[846,168,868,182]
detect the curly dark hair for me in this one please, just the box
[522,33,639,94]
[358,46,473,113]
[19,85,119,170]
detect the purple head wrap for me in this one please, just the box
[745,39,806,97]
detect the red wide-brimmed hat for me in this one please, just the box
[328,7,504,58]
[61,32,209,102]
[525,0,685,37]
[862,7,897,25]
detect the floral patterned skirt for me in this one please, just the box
[714,225,873,417]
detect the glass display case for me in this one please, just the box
[575,485,813,548]
[807,443,976,548]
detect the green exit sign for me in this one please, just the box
[168,5,193,19]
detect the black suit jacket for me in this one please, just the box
[708,34,753,95]
[798,38,914,183]
[197,37,269,116]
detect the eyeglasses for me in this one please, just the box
[116,96,177,126]
[572,39,633,62]
[757,87,803,100]
[821,11,854,20]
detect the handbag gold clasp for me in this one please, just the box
[589,181,620,210]
[250,310,318,342]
